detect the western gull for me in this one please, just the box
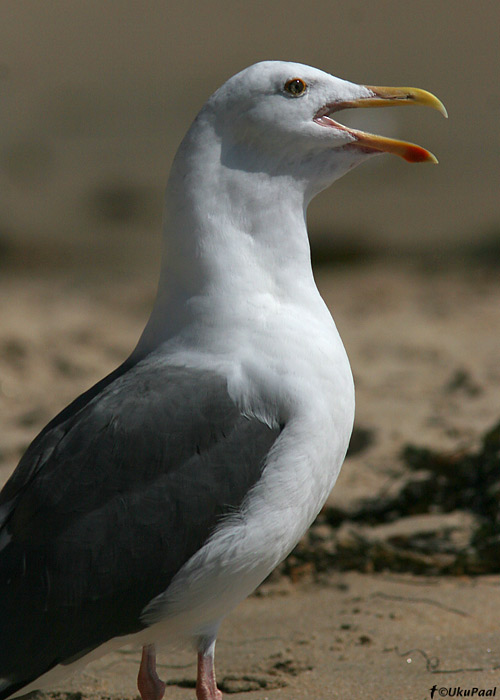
[0,61,446,700]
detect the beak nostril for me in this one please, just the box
[363,85,448,118]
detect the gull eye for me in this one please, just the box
[284,78,307,97]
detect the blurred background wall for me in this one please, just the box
[0,0,499,273]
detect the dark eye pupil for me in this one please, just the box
[285,78,306,96]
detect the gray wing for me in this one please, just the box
[0,360,281,699]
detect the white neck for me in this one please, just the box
[133,106,331,360]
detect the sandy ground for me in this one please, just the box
[41,573,500,700]
[1,255,500,699]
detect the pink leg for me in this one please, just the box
[137,644,166,700]
[196,640,222,700]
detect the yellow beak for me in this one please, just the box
[318,85,447,163]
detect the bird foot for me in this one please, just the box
[196,682,222,700]
[137,644,166,700]
[196,682,223,700]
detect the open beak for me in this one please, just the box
[314,85,447,163]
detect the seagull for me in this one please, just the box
[0,61,446,700]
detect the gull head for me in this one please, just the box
[144,62,446,353]
[201,60,446,196]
